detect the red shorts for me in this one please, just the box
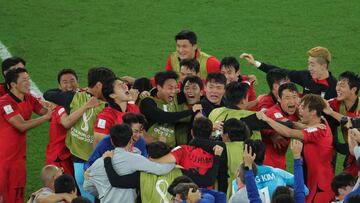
[46,157,74,177]
[0,160,26,203]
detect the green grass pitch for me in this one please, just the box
[0,0,360,199]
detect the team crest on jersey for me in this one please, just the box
[3,105,14,114]
[305,127,318,133]
[274,112,283,119]
[58,107,65,115]
[97,119,106,129]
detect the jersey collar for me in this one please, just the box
[8,90,24,103]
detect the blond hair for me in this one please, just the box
[307,46,331,66]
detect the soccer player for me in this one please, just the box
[102,140,226,202]
[176,75,205,145]
[54,174,78,199]
[241,46,337,99]
[84,124,174,203]
[151,117,228,192]
[46,69,99,176]
[0,68,53,203]
[326,71,360,176]
[1,56,26,96]
[256,69,289,111]
[237,140,309,201]
[331,172,356,203]
[44,67,115,201]
[85,112,148,169]
[200,73,226,117]
[257,94,335,203]
[208,82,262,140]
[165,30,220,80]
[343,157,360,202]
[221,118,250,199]
[181,76,204,107]
[93,77,140,147]
[261,83,300,170]
[220,56,257,102]
[139,70,202,147]
[30,165,76,203]
[178,58,201,84]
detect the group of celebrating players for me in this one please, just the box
[0,30,360,203]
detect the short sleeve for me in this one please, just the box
[170,145,186,164]
[55,106,67,124]
[1,101,20,120]
[302,127,323,143]
[94,111,115,135]
[328,99,338,112]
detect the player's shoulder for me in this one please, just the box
[0,94,16,106]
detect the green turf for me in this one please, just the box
[0,0,360,200]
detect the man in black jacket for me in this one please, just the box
[240,46,337,100]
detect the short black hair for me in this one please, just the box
[245,140,265,165]
[71,197,91,203]
[266,69,288,91]
[154,71,178,87]
[5,68,28,91]
[175,30,197,45]
[278,82,298,98]
[206,72,227,86]
[54,174,76,194]
[180,59,200,74]
[133,77,153,93]
[109,124,133,147]
[168,176,194,196]
[192,117,213,139]
[223,118,250,141]
[57,68,78,84]
[182,75,203,91]
[147,141,171,158]
[122,113,147,128]
[225,82,249,106]
[1,56,26,77]
[87,67,115,88]
[271,193,295,203]
[339,71,360,94]
[102,77,122,111]
[331,172,356,196]
[271,186,292,202]
[173,183,199,200]
[220,56,240,72]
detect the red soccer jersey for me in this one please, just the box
[240,75,257,102]
[165,50,220,75]
[262,104,299,170]
[0,93,43,162]
[329,97,360,176]
[329,98,360,117]
[94,103,140,135]
[46,105,71,162]
[0,83,6,97]
[254,94,277,111]
[171,145,214,175]
[302,121,334,203]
